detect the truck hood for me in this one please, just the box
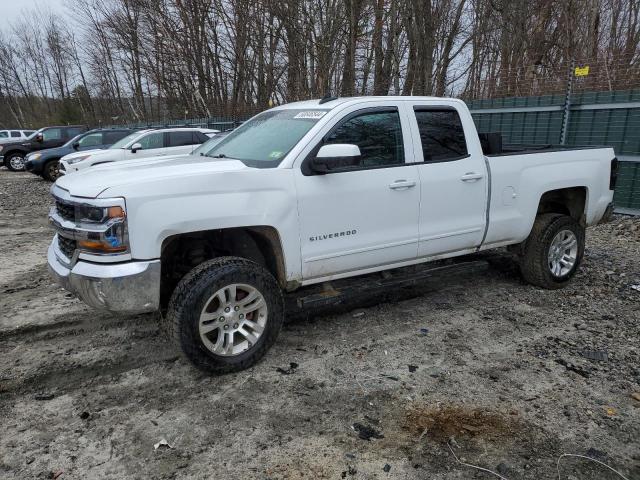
[55,154,248,198]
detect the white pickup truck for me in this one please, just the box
[48,96,617,373]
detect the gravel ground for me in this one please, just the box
[0,168,639,480]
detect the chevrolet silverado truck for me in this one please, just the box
[47,96,617,373]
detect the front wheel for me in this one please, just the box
[43,160,61,181]
[520,213,585,289]
[5,153,26,171]
[164,257,284,374]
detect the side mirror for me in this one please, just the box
[130,142,142,153]
[310,144,361,174]
[72,141,80,150]
[36,133,43,142]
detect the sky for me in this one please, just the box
[0,0,67,24]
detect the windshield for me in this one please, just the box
[204,109,328,167]
[192,132,231,156]
[109,131,143,149]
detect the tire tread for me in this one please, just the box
[162,256,284,374]
[520,213,584,289]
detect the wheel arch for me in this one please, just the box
[3,148,28,160]
[536,186,588,226]
[159,226,287,311]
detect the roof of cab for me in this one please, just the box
[272,96,462,111]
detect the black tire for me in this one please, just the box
[43,160,61,181]
[4,153,26,171]
[520,213,585,289]
[164,256,284,374]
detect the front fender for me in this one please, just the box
[104,168,303,283]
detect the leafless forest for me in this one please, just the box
[0,0,638,127]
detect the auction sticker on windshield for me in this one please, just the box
[294,111,327,120]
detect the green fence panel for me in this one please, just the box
[467,90,640,212]
[614,161,640,210]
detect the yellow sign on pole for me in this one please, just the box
[575,66,590,77]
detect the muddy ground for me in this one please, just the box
[0,168,639,480]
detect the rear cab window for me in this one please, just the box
[412,107,469,162]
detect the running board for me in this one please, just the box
[290,259,489,310]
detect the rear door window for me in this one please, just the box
[168,131,196,147]
[413,108,468,162]
[103,131,130,144]
[66,127,85,138]
[10,131,21,137]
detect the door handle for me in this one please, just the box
[389,180,416,190]
[460,172,484,182]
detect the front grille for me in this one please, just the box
[56,201,75,221]
[58,236,76,259]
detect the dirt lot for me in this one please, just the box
[0,168,639,480]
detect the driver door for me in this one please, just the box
[294,104,420,281]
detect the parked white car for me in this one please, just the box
[0,129,36,143]
[59,127,219,174]
[49,96,616,373]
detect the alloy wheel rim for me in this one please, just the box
[10,156,25,170]
[199,283,268,357]
[48,162,60,179]
[548,229,578,277]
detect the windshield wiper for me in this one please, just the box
[210,153,226,158]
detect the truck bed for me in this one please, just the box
[478,132,607,157]
[488,144,607,157]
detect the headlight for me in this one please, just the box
[66,155,91,165]
[75,205,125,223]
[76,206,128,254]
[29,153,41,161]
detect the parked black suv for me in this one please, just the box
[1,125,87,172]
[25,128,135,181]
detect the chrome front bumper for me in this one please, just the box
[47,240,161,314]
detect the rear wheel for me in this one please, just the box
[520,213,584,289]
[165,257,284,374]
[43,160,61,181]
[5,153,26,171]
